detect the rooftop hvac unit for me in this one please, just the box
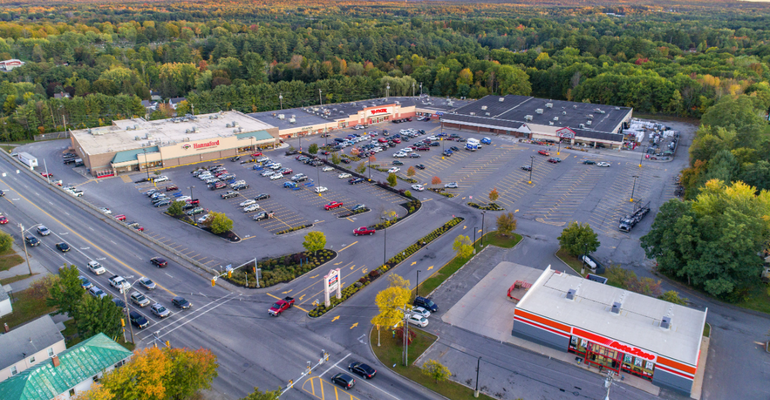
[395,101,400,105]
[481,105,488,111]
[598,110,606,114]
[586,120,592,126]
[536,108,543,114]
[660,316,671,330]
[226,123,232,127]
[134,136,141,141]
[524,115,533,121]
[549,121,554,125]
[615,107,621,110]
[611,302,622,314]
[573,105,578,109]
[172,119,180,123]
[545,103,553,108]
[499,97,505,102]
[278,114,285,120]
[579,124,585,129]
[292,115,296,118]
[232,121,238,127]
[562,111,567,115]
[289,117,296,124]
[485,112,491,116]
[185,129,191,133]
[553,117,559,121]
[566,289,576,301]
[145,134,153,139]
[183,137,190,142]
[588,114,594,119]
[470,112,476,116]
[209,115,218,119]
[191,126,196,132]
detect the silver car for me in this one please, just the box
[151,303,170,318]
[138,277,156,290]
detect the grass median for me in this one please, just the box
[370,326,495,400]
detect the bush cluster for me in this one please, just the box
[467,202,504,211]
[308,217,463,317]
[338,207,370,218]
[225,250,336,288]
[276,224,312,235]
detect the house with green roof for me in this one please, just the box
[0,333,133,400]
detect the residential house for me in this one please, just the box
[0,59,25,72]
[0,284,10,318]
[141,100,158,113]
[53,92,70,99]
[0,315,65,382]
[0,333,133,400]
[150,91,162,101]
[168,97,187,110]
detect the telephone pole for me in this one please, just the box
[18,224,31,275]
[122,288,135,344]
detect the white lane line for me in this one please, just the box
[331,363,401,400]
[135,293,234,340]
[154,294,238,339]
[320,353,351,377]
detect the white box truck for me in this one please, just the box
[18,152,38,169]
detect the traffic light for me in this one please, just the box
[211,278,216,286]
[121,318,125,327]
[166,341,170,348]
[227,269,232,278]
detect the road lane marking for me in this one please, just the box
[350,322,358,329]
[337,241,358,252]
[332,315,340,322]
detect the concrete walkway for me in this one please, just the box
[0,241,52,292]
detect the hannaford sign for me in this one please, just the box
[193,140,220,150]
[556,127,576,139]
[370,108,389,115]
[182,144,191,150]
[572,327,656,361]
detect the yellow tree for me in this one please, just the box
[371,274,411,346]
[489,188,499,203]
[101,347,172,400]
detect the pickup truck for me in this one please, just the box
[269,297,294,316]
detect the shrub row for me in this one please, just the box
[337,207,371,218]
[342,154,361,162]
[224,249,336,288]
[467,202,504,211]
[276,224,312,235]
[308,217,464,317]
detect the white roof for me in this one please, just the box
[517,267,706,366]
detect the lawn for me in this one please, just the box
[370,327,495,400]
[0,287,58,329]
[417,231,520,296]
[0,272,37,286]
[737,282,770,315]
[0,247,25,272]
[555,248,583,273]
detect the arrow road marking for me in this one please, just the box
[427,265,434,271]
[350,322,358,330]
[299,294,306,302]
[309,274,319,279]
[362,268,368,274]
[463,225,467,229]
[282,289,293,294]
[334,262,342,265]
[350,264,356,270]
[411,261,417,266]
[332,315,340,322]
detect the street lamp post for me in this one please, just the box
[557,139,562,156]
[386,84,390,100]
[188,185,195,201]
[582,243,588,275]
[279,93,283,110]
[419,82,423,96]
[474,356,482,398]
[528,155,534,184]
[639,146,646,168]
[480,211,486,247]
[319,89,323,106]
[412,81,415,97]
[473,226,478,254]
[381,215,388,265]
[630,175,639,203]
[416,270,421,297]
[18,224,31,275]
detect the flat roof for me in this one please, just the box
[0,315,63,371]
[71,111,276,155]
[517,267,705,366]
[450,95,631,134]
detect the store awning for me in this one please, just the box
[111,146,159,165]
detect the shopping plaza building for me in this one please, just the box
[512,266,706,394]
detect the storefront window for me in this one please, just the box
[586,342,622,372]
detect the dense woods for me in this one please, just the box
[0,1,767,141]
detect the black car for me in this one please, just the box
[254,193,270,201]
[521,165,532,171]
[231,156,241,162]
[331,373,355,390]
[150,257,168,267]
[351,204,366,212]
[414,296,438,312]
[341,158,351,164]
[112,298,126,309]
[56,242,70,252]
[172,296,192,309]
[25,235,40,247]
[285,149,299,156]
[430,142,441,147]
[450,146,460,152]
[129,310,149,329]
[415,164,426,170]
[348,178,365,185]
[349,362,377,379]
[392,160,404,165]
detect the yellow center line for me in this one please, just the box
[337,241,358,252]
[1,178,177,296]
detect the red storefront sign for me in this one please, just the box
[193,140,220,150]
[370,108,389,115]
[572,327,656,361]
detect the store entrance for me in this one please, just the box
[368,115,390,124]
[585,342,622,373]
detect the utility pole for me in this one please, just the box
[474,356,482,398]
[639,146,645,168]
[188,185,195,201]
[122,288,135,344]
[412,81,415,97]
[43,159,50,184]
[416,270,421,297]
[279,93,283,110]
[18,224,31,275]
[473,226,478,254]
[381,215,388,265]
[401,305,411,366]
[319,89,323,106]
[604,371,615,400]
[528,155,534,184]
[142,148,149,181]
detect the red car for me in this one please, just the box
[166,185,179,191]
[281,168,293,175]
[251,152,263,157]
[392,138,401,144]
[378,138,388,143]
[0,215,8,224]
[41,172,53,178]
[354,226,376,236]
[186,199,200,205]
[214,171,228,177]
[538,150,550,156]
[324,201,343,210]
[115,214,127,221]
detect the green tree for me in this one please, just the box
[422,360,451,383]
[241,387,281,400]
[658,290,688,305]
[404,190,412,198]
[557,221,600,258]
[47,264,86,318]
[210,212,233,234]
[74,295,123,339]
[331,153,341,165]
[452,235,474,259]
[496,212,517,237]
[167,200,185,216]
[387,173,397,187]
[302,231,326,255]
[0,230,13,253]
[355,161,366,174]
[308,143,318,154]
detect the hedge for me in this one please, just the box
[224,249,336,288]
[467,202,504,211]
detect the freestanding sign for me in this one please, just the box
[324,268,342,307]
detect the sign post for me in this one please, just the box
[323,268,341,307]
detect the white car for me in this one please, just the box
[243,204,260,212]
[322,166,334,172]
[388,167,400,173]
[270,163,282,170]
[270,173,283,180]
[412,306,431,318]
[445,182,459,189]
[177,196,191,202]
[393,152,406,158]
[427,136,437,140]
[239,199,256,207]
[153,176,169,183]
[315,186,328,193]
[197,214,211,223]
[261,170,274,177]
[411,184,425,192]
[400,148,412,153]
[257,157,270,163]
[198,174,212,180]
[338,173,351,179]
[87,261,106,275]
[597,162,611,167]
[408,314,429,327]
[99,207,111,215]
[109,275,131,291]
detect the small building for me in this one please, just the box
[0,315,66,382]
[0,333,133,400]
[512,266,706,395]
[0,284,10,318]
[168,97,187,110]
[53,92,70,99]
[140,100,158,112]
[150,91,162,101]
[0,59,25,72]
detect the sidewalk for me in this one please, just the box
[0,241,51,292]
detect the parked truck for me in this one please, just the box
[268,296,294,316]
[618,201,651,233]
[18,152,38,169]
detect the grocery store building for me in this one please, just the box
[70,111,279,177]
[441,95,633,149]
[512,266,706,394]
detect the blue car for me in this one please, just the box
[283,181,297,188]
[481,137,492,144]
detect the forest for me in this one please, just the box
[0,0,766,140]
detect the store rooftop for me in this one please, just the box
[517,267,706,366]
[71,111,275,155]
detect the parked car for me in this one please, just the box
[582,160,596,165]
[538,150,550,156]
[269,173,283,180]
[411,184,425,192]
[351,204,366,212]
[349,362,377,379]
[322,166,334,172]
[165,185,179,191]
[315,186,328,193]
[338,173,352,179]
[444,182,459,189]
[412,306,431,318]
[415,164,426,170]
[388,167,400,173]
[414,296,438,312]
[521,165,532,171]
[348,178,365,185]
[597,162,611,167]
[112,298,126,309]
[324,201,343,210]
[353,226,376,236]
[152,175,169,183]
[408,314,429,327]
[253,211,274,221]
[244,204,260,212]
[330,373,356,390]
[88,286,107,299]
[172,296,192,309]
[254,193,270,200]
[548,158,562,163]
[187,207,205,215]
[239,199,256,207]
[221,191,239,199]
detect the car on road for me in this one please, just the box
[114,214,127,222]
[172,296,192,309]
[538,150,550,156]
[268,296,295,316]
[597,162,611,167]
[582,159,596,165]
[221,190,239,199]
[414,296,438,312]
[99,207,112,215]
[79,276,94,290]
[315,186,328,193]
[152,175,169,183]
[388,167,400,173]
[138,277,156,290]
[129,310,149,329]
[349,362,377,379]
[37,225,51,236]
[322,166,334,172]
[239,199,256,207]
[130,291,151,307]
[548,157,562,163]
[444,182,459,189]
[88,261,106,275]
[186,207,205,216]
[0,215,8,225]
[415,164,426,170]
[412,306,431,318]
[408,314,429,327]
[330,373,356,390]
[244,204,260,212]
[150,257,168,268]
[353,226,376,236]
[338,173,351,179]
[25,235,40,247]
[521,165,532,171]
[151,303,170,318]
[411,184,425,191]
[324,201,343,210]
[56,242,70,252]
[88,286,107,299]
[109,275,131,291]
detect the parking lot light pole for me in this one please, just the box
[18,224,31,275]
[473,226,478,254]
[582,243,588,275]
[381,215,388,265]
[416,270,421,297]
[557,139,562,156]
[528,156,534,184]
[630,175,639,203]
[279,93,283,110]
[474,356,482,398]
[480,211,486,247]
[639,146,646,168]
[142,148,150,182]
[188,185,195,201]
